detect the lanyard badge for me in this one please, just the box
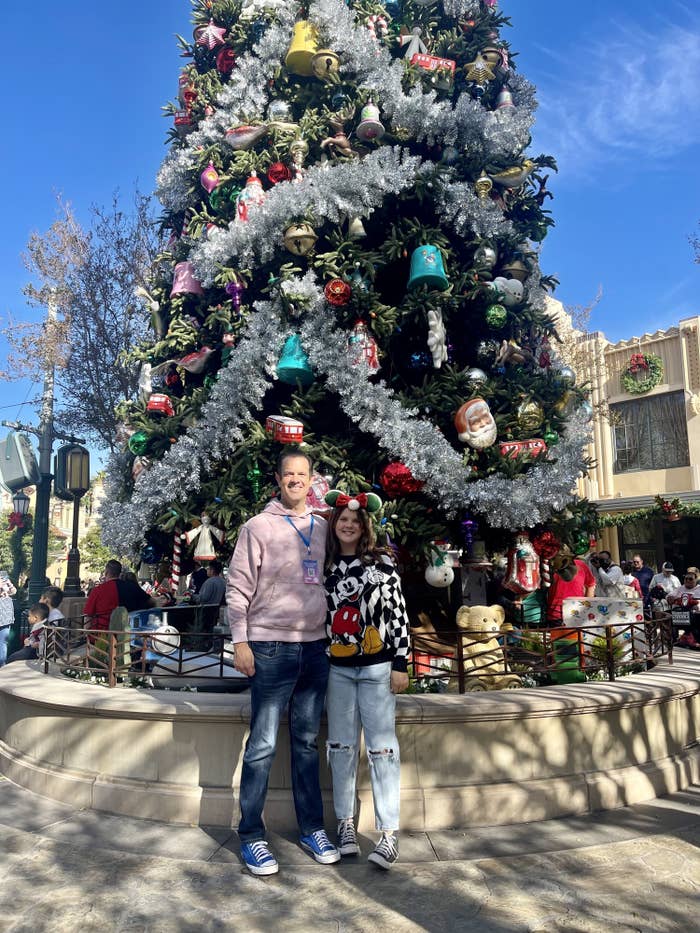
[285,515,319,584]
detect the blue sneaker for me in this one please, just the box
[240,840,279,876]
[299,829,341,864]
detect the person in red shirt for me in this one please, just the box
[546,546,596,624]
[83,560,155,633]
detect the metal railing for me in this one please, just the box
[43,623,247,690]
[40,615,674,693]
[410,616,674,693]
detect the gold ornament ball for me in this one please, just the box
[517,400,544,433]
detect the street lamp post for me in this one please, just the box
[1,300,86,604]
[10,491,31,586]
[8,490,31,655]
[57,444,90,597]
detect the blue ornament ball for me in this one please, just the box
[409,351,431,370]
[140,545,161,565]
[251,19,266,42]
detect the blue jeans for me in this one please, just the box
[238,639,329,844]
[326,662,400,832]
[0,626,10,667]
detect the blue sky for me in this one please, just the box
[1,0,698,435]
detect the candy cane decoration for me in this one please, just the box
[540,558,551,588]
[170,530,183,592]
[367,14,388,41]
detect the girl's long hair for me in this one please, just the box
[325,507,394,571]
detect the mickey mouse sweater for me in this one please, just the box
[325,555,410,672]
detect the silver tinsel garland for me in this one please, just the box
[191,147,427,282]
[103,262,590,550]
[310,0,535,156]
[441,0,481,17]
[295,271,591,526]
[101,309,287,553]
[436,173,516,241]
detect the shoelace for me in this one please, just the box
[310,830,333,850]
[249,841,274,862]
[338,820,356,843]
[376,833,398,858]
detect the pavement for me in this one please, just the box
[0,777,699,932]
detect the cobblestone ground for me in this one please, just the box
[1,778,699,932]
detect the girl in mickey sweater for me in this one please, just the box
[323,491,410,870]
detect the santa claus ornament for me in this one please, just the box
[454,397,497,449]
[503,532,541,595]
[348,320,380,372]
[236,171,266,221]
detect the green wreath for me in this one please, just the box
[621,353,663,394]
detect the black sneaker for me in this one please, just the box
[367,832,398,869]
[337,818,360,856]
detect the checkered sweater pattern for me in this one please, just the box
[325,555,410,672]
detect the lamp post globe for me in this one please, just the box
[12,490,30,518]
[57,444,90,597]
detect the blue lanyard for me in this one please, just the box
[284,514,314,555]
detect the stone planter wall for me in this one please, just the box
[1,657,699,830]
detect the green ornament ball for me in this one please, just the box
[485,303,507,329]
[128,430,150,456]
[543,429,559,446]
[573,534,589,556]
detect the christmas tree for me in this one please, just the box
[102,0,595,598]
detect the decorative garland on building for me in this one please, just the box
[599,496,700,528]
[621,353,663,395]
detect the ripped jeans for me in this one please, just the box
[326,662,400,832]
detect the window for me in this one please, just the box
[611,391,689,473]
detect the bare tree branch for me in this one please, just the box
[1,191,163,452]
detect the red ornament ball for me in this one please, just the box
[324,279,352,306]
[532,530,560,560]
[267,162,292,184]
[379,462,424,497]
[216,47,236,74]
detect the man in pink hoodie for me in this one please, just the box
[227,449,339,876]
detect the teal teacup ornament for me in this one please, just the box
[407,245,449,290]
[276,334,314,386]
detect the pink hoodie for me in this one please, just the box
[226,499,328,644]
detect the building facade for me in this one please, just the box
[558,297,700,572]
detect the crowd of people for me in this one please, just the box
[545,548,700,645]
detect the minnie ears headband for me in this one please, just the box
[324,490,382,513]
